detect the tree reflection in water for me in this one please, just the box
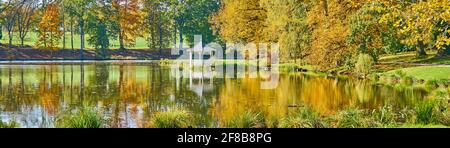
[0,64,428,127]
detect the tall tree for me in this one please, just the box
[211,0,267,67]
[3,0,20,47]
[143,0,172,52]
[0,1,4,41]
[87,0,116,57]
[64,0,94,58]
[17,0,38,47]
[38,3,63,50]
[178,0,221,47]
[263,0,311,62]
[112,0,146,50]
[306,0,366,70]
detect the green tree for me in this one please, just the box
[143,0,173,52]
[172,0,221,48]
[87,0,112,57]
[348,1,390,60]
[63,0,94,58]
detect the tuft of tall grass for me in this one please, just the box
[0,120,19,128]
[373,106,397,126]
[334,108,379,128]
[432,100,450,126]
[149,108,194,128]
[223,111,265,128]
[279,106,327,128]
[56,107,103,128]
[265,115,280,128]
[414,100,436,124]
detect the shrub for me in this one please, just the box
[56,108,103,128]
[354,54,375,76]
[224,111,265,128]
[149,108,194,128]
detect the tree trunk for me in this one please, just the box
[436,46,450,57]
[0,25,3,40]
[119,30,125,50]
[158,17,163,54]
[8,32,13,47]
[80,20,84,59]
[416,41,427,57]
[179,30,183,51]
[63,13,66,50]
[71,18,74,51]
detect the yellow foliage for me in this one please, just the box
[38,3,63,50]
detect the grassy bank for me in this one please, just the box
[3,99,450,128]
[0,32,189,50]
[385,66,450,81]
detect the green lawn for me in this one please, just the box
[1,32,187,50]
[386,66,450,80]
[379,51,450,65]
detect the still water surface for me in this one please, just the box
[0,64,428,127]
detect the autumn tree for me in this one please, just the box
[383,0,450,57]
[211,0,267,67]
[306,0,366,70]
[112,0,146,50]
[38,3,63,50]
[263,0,311,63]
[17,0,38,47]
[3,0,20,47]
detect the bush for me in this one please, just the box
[224,111,265,128]
[354,54,375,76]
[279,107,327,128]
[56,108,103,128]
[0,120,19,128]
[149,108,194,128]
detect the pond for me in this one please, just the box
[0,63,429,127]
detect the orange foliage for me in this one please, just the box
[38,4,63,50]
